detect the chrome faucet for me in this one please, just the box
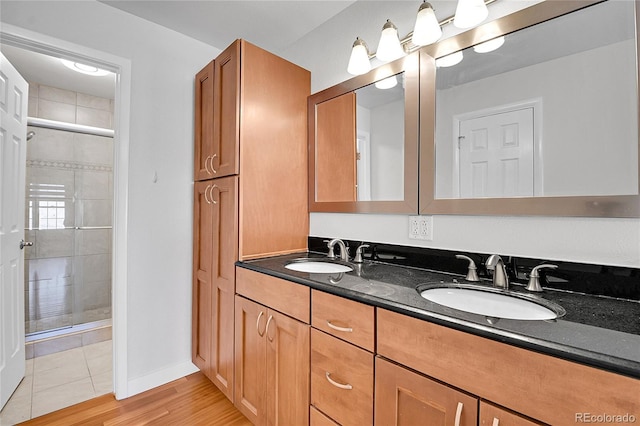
[327,238,349,262]
[485,254,509,289]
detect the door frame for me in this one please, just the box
[452,98,544,197]
[0,24,131,399]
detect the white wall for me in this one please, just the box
[1,0,220,397]
[281,1,640,268]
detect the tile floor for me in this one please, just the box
[0,340,112,425]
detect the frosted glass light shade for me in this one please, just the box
[412,2,442,46]
[375,75,398,90]
[473,36,505,53]
[453,0,489,29]
[376,20,405,62]
[435,51,463,67]
[347,38,372,75]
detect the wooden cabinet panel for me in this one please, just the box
[235,295,310,426]
[192,177,237,400]
[236,267,310,323]
[311,329,373,426]
[480,402,545,426]
[377,308,640,425]
[212,40,240,178]
[194,61,215,181]
[311,290,374,352]
[375,357,478,426]
[310,406,339,426]
[314,92,357,202]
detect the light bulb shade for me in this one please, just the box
[453,0,489,29]
[347,37,372,75]
[412,2,442,46]
[376,20,405,62]
[375,75,398,90]
[435,51,464,67]
[473,36,505,53]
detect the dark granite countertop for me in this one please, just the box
[237,252,640,379]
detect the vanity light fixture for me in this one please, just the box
[473,35,505,53]
[435,50,464,67]
[347,37,373,75]
[60,59,110,76]
[412,2,442,47]
[453,0,489,29]
[376,20,406,62]
[375,75,398,89]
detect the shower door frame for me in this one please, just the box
[0,24,132,400]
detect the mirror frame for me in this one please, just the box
[419,0,640,217]
[308,52,422,213]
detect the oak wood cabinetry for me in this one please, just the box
[234,268,310,426]
[310,291,375,425]
[479,402,544,426]
[192,39,310,404]
[377,308,640,425]
[375,357,477,426]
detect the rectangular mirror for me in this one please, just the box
[420,0,640,217]
[309,52,422,213]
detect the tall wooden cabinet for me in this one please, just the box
[192,39,310,403]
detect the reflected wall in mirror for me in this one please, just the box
[309,52,421,213]
[420,0,640,217]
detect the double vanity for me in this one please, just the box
[236,241,640,425]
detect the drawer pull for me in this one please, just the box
[454,402,463,426]
[326,320,353,333]
[204,155,212,174]
[492,418,499,426]
[256,311,265,337]
[325,372,353,390]
[266,315,274,342]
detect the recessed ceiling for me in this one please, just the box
[98,0,357,54]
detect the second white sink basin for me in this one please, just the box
[285,260,352,273]
[419,284,564,320]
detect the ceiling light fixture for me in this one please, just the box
[347,37,372,75]
[453,0,489,29]
[61,59,110,76]
[473,35,505,53]
[411,2,442,47]
[376,20,406,62]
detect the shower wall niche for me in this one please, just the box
[24,82,113,335]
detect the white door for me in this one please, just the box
[458,108,534,198]
[0,52,28,410]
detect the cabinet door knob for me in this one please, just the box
[256,311,265,337]
[265,315,274,342]
[454,402,464,426]
[325,372,353,390]
[326,320,353,333]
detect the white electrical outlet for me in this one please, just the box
[409,216,433,240]
[419,215,433,241]
[409,216,420,239]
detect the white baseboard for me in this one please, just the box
[124,361,199,399]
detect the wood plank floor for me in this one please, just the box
[18,372,252,426]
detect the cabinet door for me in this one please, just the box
[192,181,213,375]
[375,357,477,426]
[235,296,267,425]
[480,402,545,426]
[213,40,240,178]
[194,60,215,181]
[266,309,310,426]
[210,175,238,400]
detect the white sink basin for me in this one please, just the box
[419,285,564,320]
[285,260,352,273]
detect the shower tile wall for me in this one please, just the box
[25,82,113,335]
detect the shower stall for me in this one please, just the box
[23,83,114,353]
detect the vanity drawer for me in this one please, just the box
[311,329,374,426]
[312,290,375,351]
[235,267,310,323]
[310,406,339,426]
